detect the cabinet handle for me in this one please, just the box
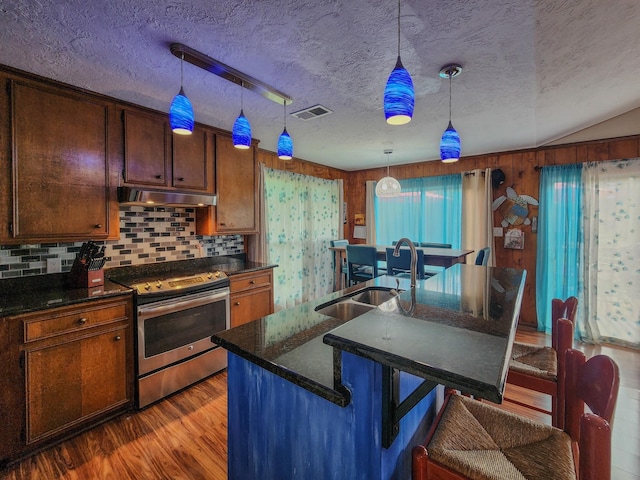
[249,280,255,284]
[155,174,163,179]
[219,223,226,226]
[78,317,87,324]
[94,224,102,229]
[234,301,240,306]
[177,177,185,181]
[115,335,121,341]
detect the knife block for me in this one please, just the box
[69,260,104,288]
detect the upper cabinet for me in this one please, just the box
[5,80,114,242]
[197,134,258,235]
[122,109,212,193]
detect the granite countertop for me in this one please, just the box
[0,256,277,317]
[0,273,132,317]
[213,264,527,405]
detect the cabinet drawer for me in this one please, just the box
[230,270,272,293]
[23,299,129,343]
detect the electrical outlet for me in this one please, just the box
[46,258,62,273]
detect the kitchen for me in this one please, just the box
[1,1,640,479]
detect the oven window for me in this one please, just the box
[144,300,227,358]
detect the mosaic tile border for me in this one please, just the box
[0,206,244,278]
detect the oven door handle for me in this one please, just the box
[138,288,230,320]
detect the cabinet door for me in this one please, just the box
[172,125,208,191]
[24,326,129,443]
[215,135,258,233]
[123,110,168,187]
[11,82,110,240]
[231,288,273,328]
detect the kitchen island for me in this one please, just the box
[213,264,526,480]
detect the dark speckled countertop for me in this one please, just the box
[213,264,526,405]
[0,273,132,317]
[0,255,277,317]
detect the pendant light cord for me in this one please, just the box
[397,0,401,57]
[180,52,185,89]
[240,80,244,111]
[283,101,287,129]
[448,69,452,121]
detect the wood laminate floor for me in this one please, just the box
[1,330,638,480]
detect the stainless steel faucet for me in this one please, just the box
[393,237,418,288]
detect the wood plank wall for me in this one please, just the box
[258,135,640,328]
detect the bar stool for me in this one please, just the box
[412,344,619,480]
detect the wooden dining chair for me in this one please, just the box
[385,247,425,279]
[346,245,385,286]
[507,296,579,428]
[330,239,349,290]
[412,345,620,480]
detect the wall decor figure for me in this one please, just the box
[492,186,539,227]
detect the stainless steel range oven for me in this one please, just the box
[120,271,230,408]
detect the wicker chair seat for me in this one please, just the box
[427,395,575,480]
[509,342,557,380]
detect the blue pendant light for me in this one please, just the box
[278,102,293,160]
[383,0,414,126]
[233,82,252,149]
[439,64,462,163]
[169,53,194,135]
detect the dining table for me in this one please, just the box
[329,244,475,291]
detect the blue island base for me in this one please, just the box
[227,351,438,480]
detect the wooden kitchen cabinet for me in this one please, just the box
[123,109,211,192]
[229,269,274,328]
[0,295,134,464]
[7,80,113,242]
[196,134,258,235]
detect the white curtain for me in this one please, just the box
[263,168,341,311]
[365,181,376,244]
[582,158,640,348]
[461,168,495,265]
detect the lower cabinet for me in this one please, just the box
[0,294,134,465]
[229,269,274,328]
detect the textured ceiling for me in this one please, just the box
[1,0,639,170]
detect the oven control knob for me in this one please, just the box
[207,272,213,279]
[156,281,163,289]
[144,282,151,290]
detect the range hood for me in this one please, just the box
[117,187,216,207]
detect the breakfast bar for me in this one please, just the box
[213,264,526,480]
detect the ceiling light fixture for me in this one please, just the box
[439,64,463,163]
[278,102,293,160]
[170,43,292,106]
[169,52,194,135]
[375,149,401,197]
[232,81,252,149]
[383,0,414,126]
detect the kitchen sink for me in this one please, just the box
[351,288,397,306]
[315,301,376,321]
[315,286,400,320]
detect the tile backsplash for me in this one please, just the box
[0,206,244,279]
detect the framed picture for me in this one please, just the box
[354,213,365,226]
[504,228,524,249]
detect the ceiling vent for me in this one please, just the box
[291,104,333,121]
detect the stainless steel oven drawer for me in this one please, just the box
[138,347,227,408]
